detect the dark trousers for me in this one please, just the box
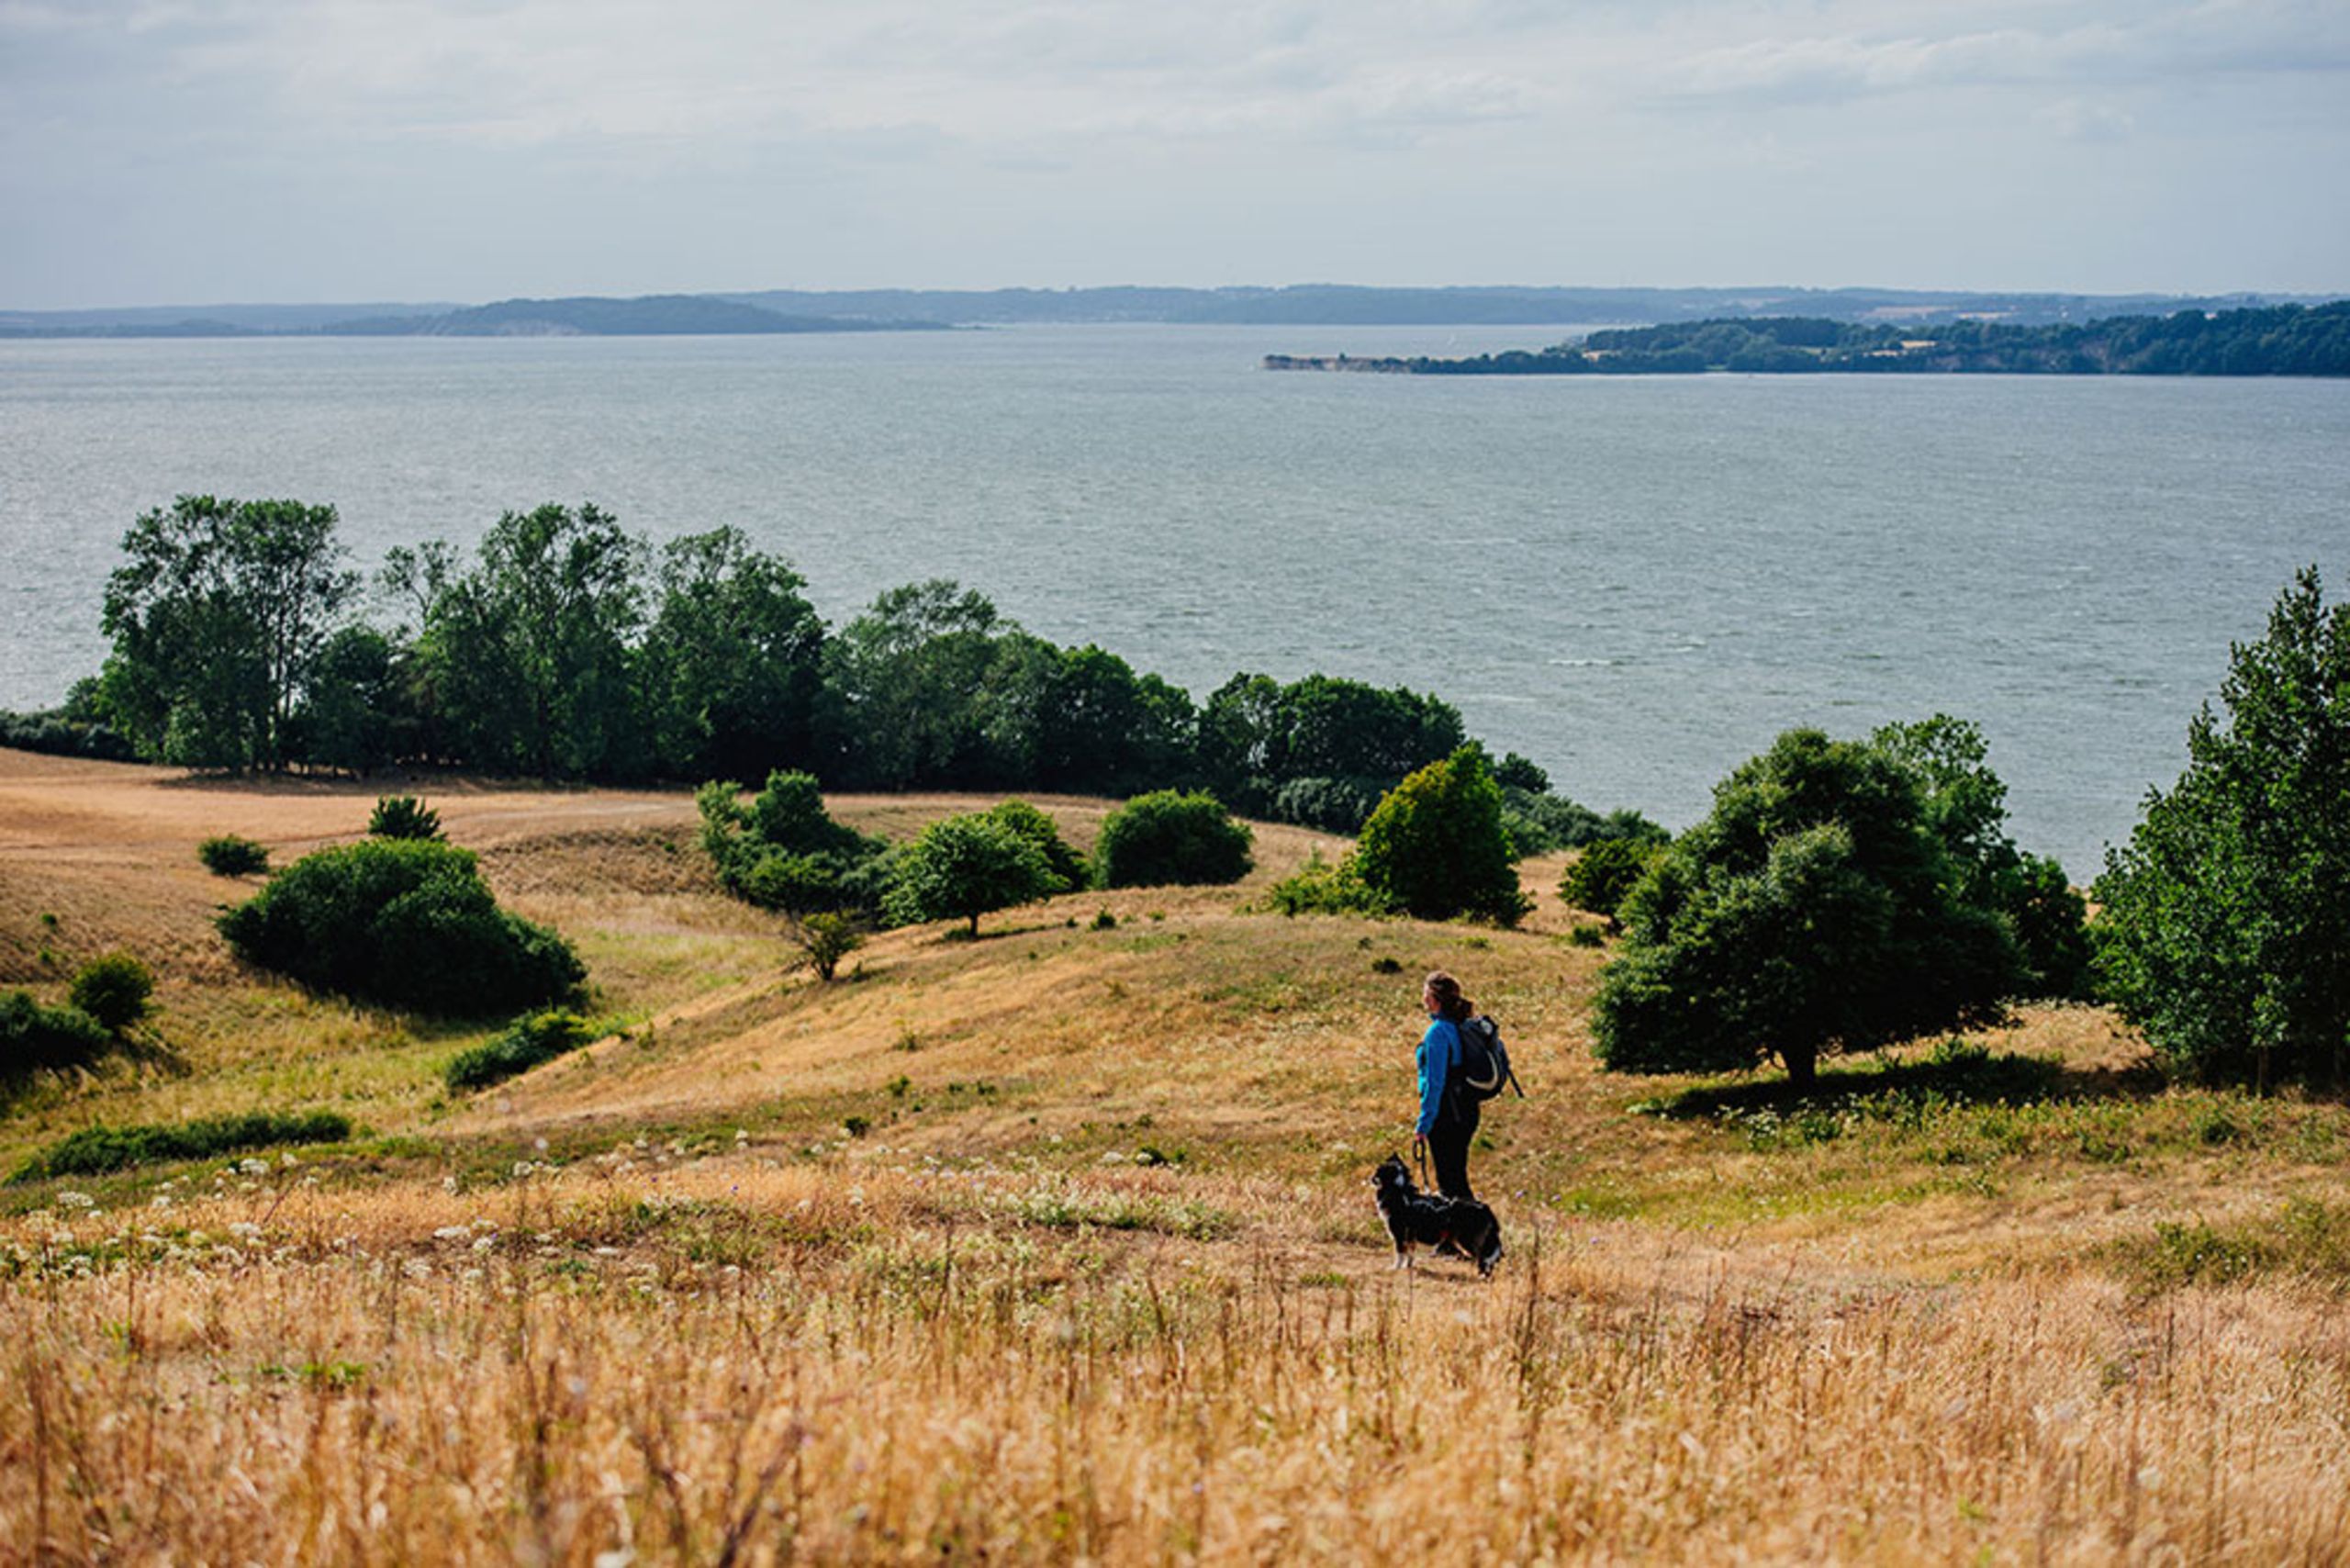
[1428,1102,1479,1201]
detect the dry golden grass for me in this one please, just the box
[5,749,2350,1563]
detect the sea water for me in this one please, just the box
[3,323,2344,876]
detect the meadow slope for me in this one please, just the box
[3,749,2346,1564]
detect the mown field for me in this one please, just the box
[4,748,2347,1564]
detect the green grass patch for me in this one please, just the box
[11,1110,354,1182]
[444,1011,597,1092]
[2111,1199,2350,1294]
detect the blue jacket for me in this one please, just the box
[1416,1017,1461,1136]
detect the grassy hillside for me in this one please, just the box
[3,748,2345,1562]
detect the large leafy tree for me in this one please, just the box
[641,528,827,781]
[1353,746,1529,924]
[98,496,357,769]
[818,580,1013,790]
[1871,715,2091,999]
[398,504,647,778]
[2095,567,2350,1087]
[1594,727,2023,1087]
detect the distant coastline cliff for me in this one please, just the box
[1265,303,2350,377]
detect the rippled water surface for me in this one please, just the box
[4,325,2344,875]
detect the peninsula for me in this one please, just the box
[1265,302,2350,377]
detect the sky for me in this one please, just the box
[3,0,2346,308]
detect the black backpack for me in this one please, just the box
[1450,1014,1524,1104]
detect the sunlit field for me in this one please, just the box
[5,751,2347,1563]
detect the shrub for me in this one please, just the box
[69,953,154,1034]
[1094,790,1254,889]
[1594,726,2022,1088]
[12,1111,352,1182]
[1354,747,1530,924]
[1260,850,1395,917]
[699,773,890,915]
[789,912,866,981]
[367,795,442,840]
[884,813,1060,936]
[444,1010,596,1091]
[0,991,115,1078]
[1270,776,1390,834]
[198,834,271,877]
[218,838,584,1016]
[2096,566,2350,1086]
[985,800,1086,892]
[1561,837,1664,925]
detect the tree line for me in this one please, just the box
[7,496,1652,848]
[1298,301,2350,377]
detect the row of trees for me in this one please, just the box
[47,497,1646,845]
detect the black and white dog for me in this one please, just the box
[1371,1153,1504,1277]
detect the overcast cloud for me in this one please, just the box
[2,0,2344,306]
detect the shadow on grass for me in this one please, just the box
[1634,1040,2164,1123]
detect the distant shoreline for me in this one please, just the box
[8,283,2342,339]
[1264,303,2350,378]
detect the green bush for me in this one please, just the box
[883,813,1060,936]
[69,953,154,1034]
[198,834,271,877]
[2096,567,2350,1085]
[1270,775,1391,834]
[0,991,116,1078]
[1260,850,1394,917]
[985,800,1086,892]
[1561,837,1664,924]
[1354,748,1529,924]
[12,1111,353,1182]
[218,838,584,1016]
[367,795,442,840]
[789,912,865,981]
[699,772,890,915]
[1094,790,1254,889]
[444,1010,596,1091]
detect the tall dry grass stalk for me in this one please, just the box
[6,1160,2346,1564]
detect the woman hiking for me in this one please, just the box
[1414,969,1481,1200]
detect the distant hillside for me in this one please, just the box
[9,284,2340,338]
[0,294,946,339]
[720,284,2330,330]
[323,294,947,337]
[1264,302,2350,378]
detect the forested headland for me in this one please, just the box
[1264,300,2350,376]
[0,496,1655,853]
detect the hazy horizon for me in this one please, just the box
[5,2,2344,311]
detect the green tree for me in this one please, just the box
[1594,728,2022,1087]
[2095,567,2350,1086]
[819,580,1013,789]
[1094,790,1254,888]
[1561,836,1663,927]
[985,800,1087,892]
[882,812,1059,936]
[697,772,890,915]
[641,528,827,782]
[98,496,357,769]
[1871,715,2090,998]
[1353,747,1529,924]
[293,624,407,776]
[400,504,646,778]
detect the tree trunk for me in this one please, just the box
[1782,1047,1818,1092]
